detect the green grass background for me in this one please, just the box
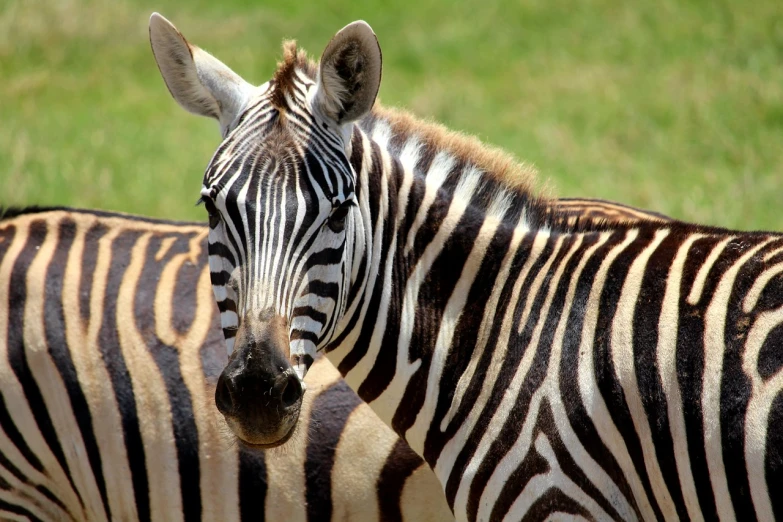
[2,0,782,228]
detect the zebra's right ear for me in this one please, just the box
[149,13,253,137]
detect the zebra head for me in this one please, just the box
[150,14,381,447]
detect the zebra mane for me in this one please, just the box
[368,105,539,197]
[270,40,317,111]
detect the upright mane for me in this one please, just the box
[270,40,317,110]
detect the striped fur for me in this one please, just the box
[152,17,783,522]
[549,198,671,228]
[0,199,660,522]
[0,208,452,522]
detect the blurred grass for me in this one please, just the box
[1,0,782,228]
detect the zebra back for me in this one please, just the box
[0,208,452,522]
[549,197,672,227]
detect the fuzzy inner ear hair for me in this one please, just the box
[315,20,382,124]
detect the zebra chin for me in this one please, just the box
[221,411,300,449]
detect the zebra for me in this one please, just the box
[0,206,453,522]
[150,14,783,521]
[0,200,661,522]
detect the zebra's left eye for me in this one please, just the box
[327,201,353,233]
[203,198,221,228]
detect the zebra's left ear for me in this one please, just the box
[314,21,382,125]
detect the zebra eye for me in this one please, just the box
[203,198,221,228]
[327,201,352,233]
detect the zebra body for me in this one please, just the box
[151,15,782,521]
[0,208,452,522]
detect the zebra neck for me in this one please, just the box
[325,119,546,453]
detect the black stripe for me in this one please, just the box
[0,498,46,522]
[390,190,487,435]
[216,298,238,314]
[210,270,232,287]
[305,380,361,522]
[676,235,722,518]
[631,230,689,519]
[138,232,203,522]
[333,149,401,379]
[99,229,150,521]
[559,232,644,519]
[303,246,345,272]
[208,239,237,267]
[239,449,267,522]
[377,439,429,522]
[720,237,765,519]
[522,487,592,521]
[0,387,44,475]
[592,229,664,521]
[79,223,105,322]
[290,330,319,344]
[0,438,70,516]
[466,235,573,521]
[6,220,86,511]
[45,219,111,519]
[767,392,783,520]
[303,281,339,300]
[442,234,539,509]
[292,306,328,327]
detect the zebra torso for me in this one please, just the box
[0,208,452,522]
[149,17,782,522]
[330,113,783,522]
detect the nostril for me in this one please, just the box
[279,372,303,409]
[215,373,236,415]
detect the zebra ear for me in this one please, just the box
[149,13,253,137]
[315,21,382,125]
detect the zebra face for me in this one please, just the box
[150,14,381,446]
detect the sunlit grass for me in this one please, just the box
[2,0,782,228]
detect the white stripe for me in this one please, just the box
[437,230,545,497]
[610,229,676,516]
[656,234,704,521]
[406,179,509,454]
[477,235,582,521]
[405,151,455,255]
[742,289,783,522]
[686,236,732,305]
[575,229,658,520]
[440,209,529,431]
[451,234,563,518]
[371,167,483,426]
[502,434,611,521]
[702,238,771,522]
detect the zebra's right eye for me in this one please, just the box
[203,198,221,228]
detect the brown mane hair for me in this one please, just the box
[270,40,317,110]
